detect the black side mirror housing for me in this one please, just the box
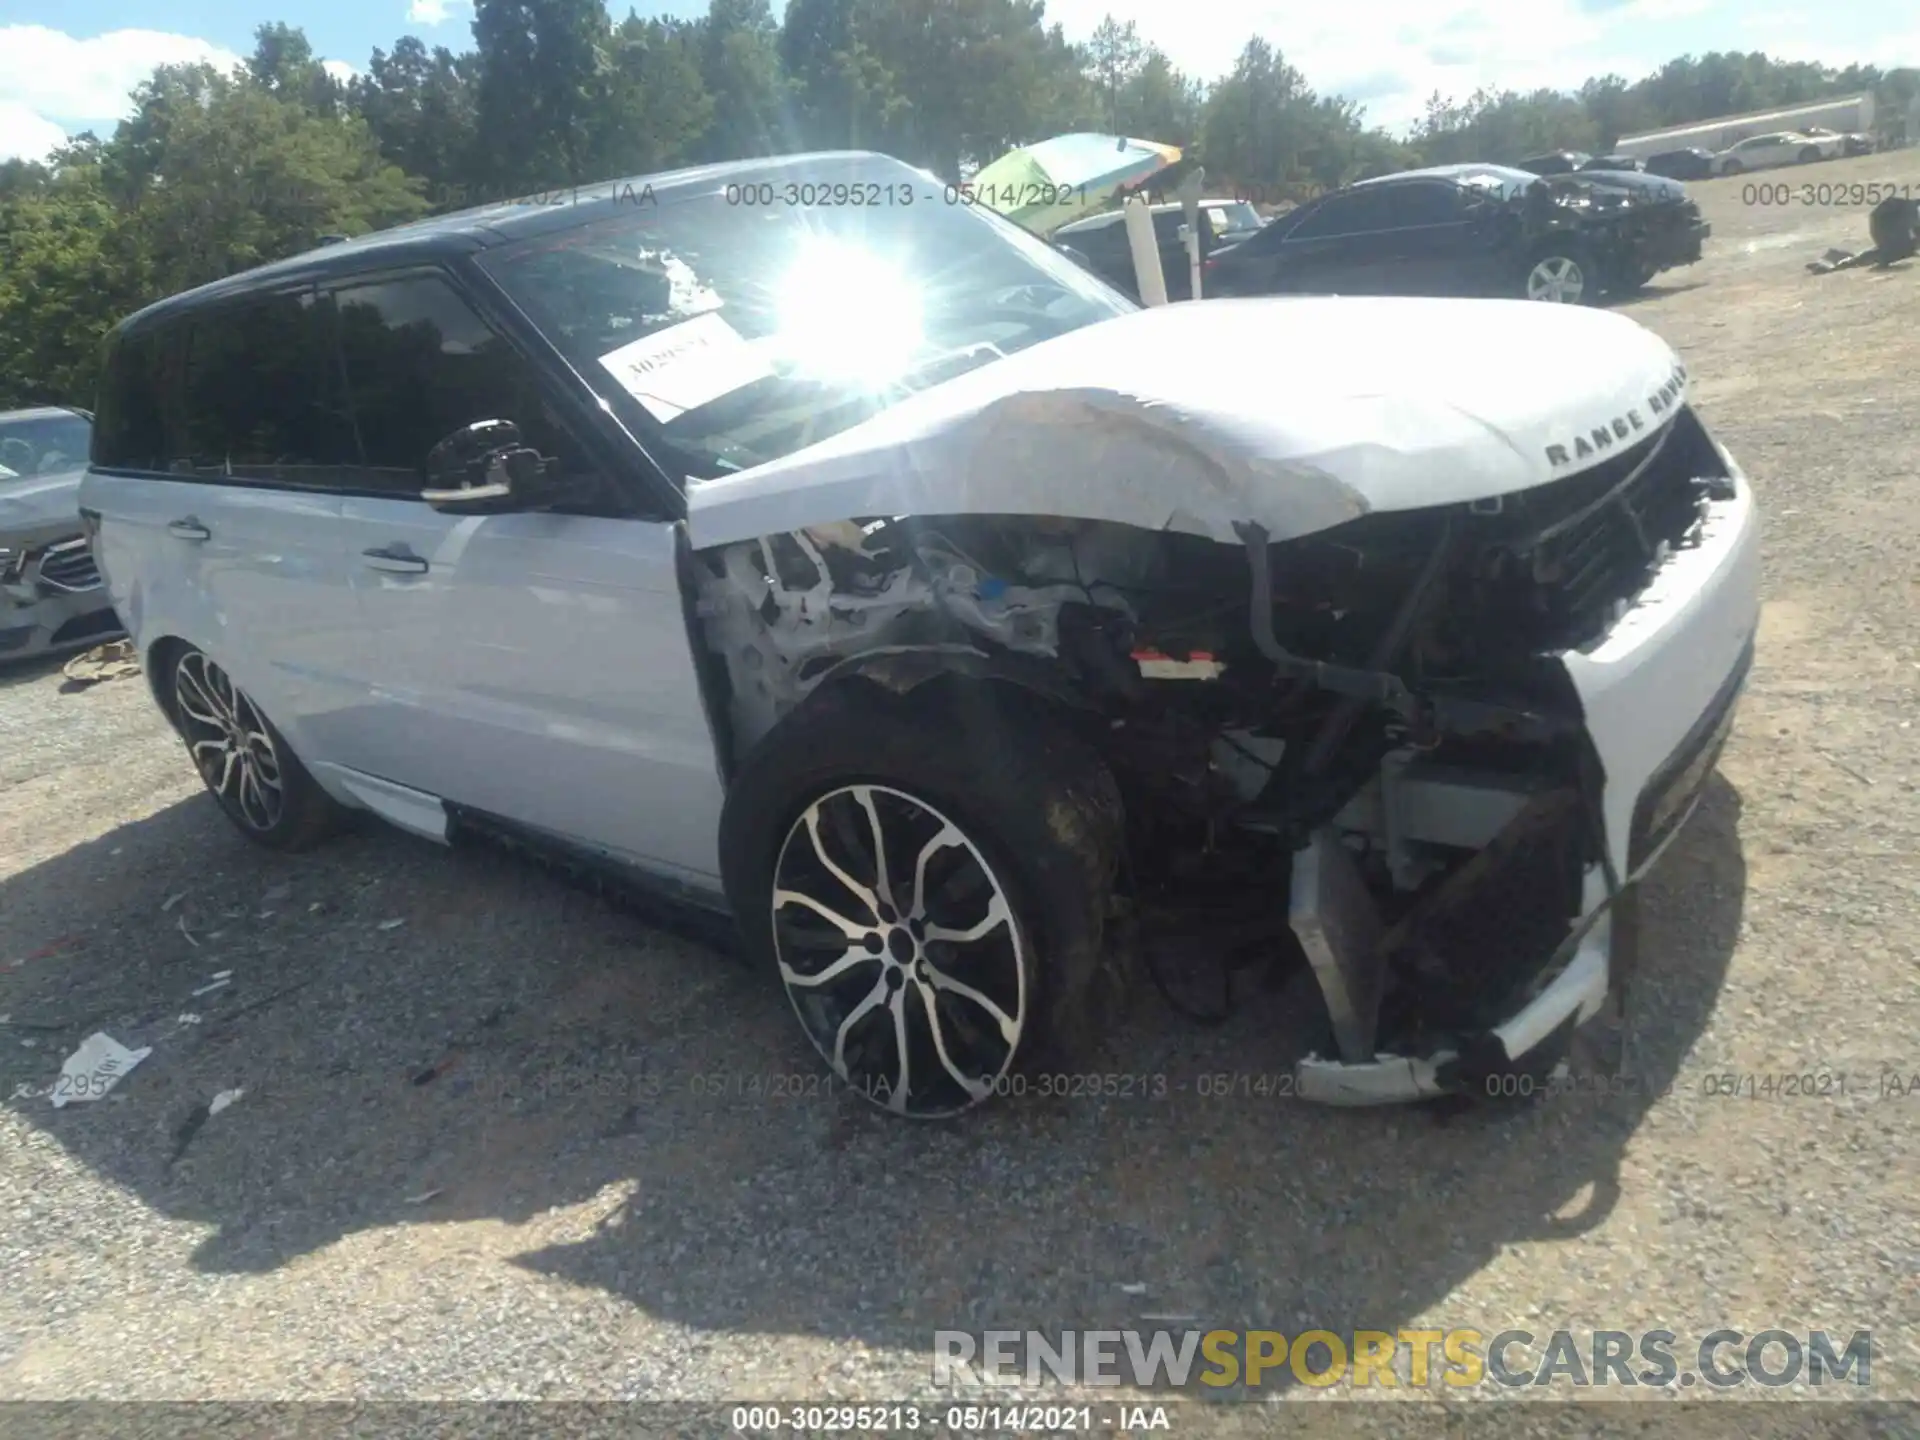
[422,419,552,514]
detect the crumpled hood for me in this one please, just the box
[0,467,86,542]
[685,295,1689,550]
[1554,170,1687,203]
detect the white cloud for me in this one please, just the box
[322,59,358,83]
[0,99,69,163]
[0,25,244,161]
[408,0,471,25]
[1044,0,1911,134]
[1042,0,1636,131]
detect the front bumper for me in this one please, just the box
[1640,219,1710,272]
[0,536,124,662]
[1294,454,1760,1104]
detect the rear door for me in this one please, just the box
[321,269,726,882]
[83,291,367,766]
[1364,180,1496,295]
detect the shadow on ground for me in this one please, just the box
[1,775,1746,1388]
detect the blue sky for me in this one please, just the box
[2,0,1915,161]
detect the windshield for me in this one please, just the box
[1209,201,1262,233]
[0,412,91,482]
[479,161,1136,479]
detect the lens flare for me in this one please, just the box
[774,235,925,387]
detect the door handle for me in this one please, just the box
[167,518,211,541]
[361,545,429,575]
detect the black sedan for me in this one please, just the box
[1202,164,1709,306]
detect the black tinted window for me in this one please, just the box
[92,327,175,471]
[175,289,355,483]
[1380,181,1463,225]
[1286,189,1393,239]
[328,274,592,495]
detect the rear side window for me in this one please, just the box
[327,274,593,495]
[1287,188,1393,240]
[1379,181,1463,226]
[174,288,356,482]
[92,327,174,470]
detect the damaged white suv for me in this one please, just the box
[82,152,1759,1117]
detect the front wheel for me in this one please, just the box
[719,682,1126,1119]
[1719,159,1744,176]
[167,646,345,851]
[1521,242,1596,303]
[1798,146,1821,165]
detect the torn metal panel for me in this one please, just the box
[1288,830,1386,1065]
[685,295,1690,550]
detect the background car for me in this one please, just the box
[1644,147,1717,180]
[1052,199,1256,300]
[1202,163,1708,305]
[0,406,123,662]
[1579,154,1644,173]
[1516,151,1590,176]
[1802,125,1874,157]
[1712,131,1842,174]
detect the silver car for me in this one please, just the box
[0,407,122,661]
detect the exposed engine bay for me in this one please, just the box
[692,403,1742,1098]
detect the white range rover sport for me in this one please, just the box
[80,151,1759,1118]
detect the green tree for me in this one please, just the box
[781,0,907,150]
[593,14,715,174]
[470,0,613,192]
[695,0,789,160]
[1085,16,1143,133]
[351,38,481,207]
[247,22,346,116]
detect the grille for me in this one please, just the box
[1485,406,1723,651]
[36,539,102,593]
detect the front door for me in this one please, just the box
[320,271,726,885]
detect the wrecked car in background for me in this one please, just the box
[1,407,124,661]
[1205,163,1709,305]
[81,151,1759,1118]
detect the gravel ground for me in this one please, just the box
[2,154,1918,1428]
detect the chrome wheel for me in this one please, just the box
[173,651,285,832]
[772,784,1027,1118]
[1526,254,1587,303]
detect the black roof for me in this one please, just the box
[112,150,924,339]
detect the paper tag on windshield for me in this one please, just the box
[598,312,773,424]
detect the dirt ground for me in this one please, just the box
[2,153,1918,1424]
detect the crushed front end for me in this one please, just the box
[691,396,1758,1105]
[1220,399,1756,1100]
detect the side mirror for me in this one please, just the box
[422,419,550,514]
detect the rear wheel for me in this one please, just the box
[720,681,1126,1119]
[1521,241,1596,303]
[1719,159,1744,176]
[1798,146,1821,164]
[167,646,345,851]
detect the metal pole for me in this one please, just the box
[1123,194,1169,307]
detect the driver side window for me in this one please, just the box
[325,274,597,499]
